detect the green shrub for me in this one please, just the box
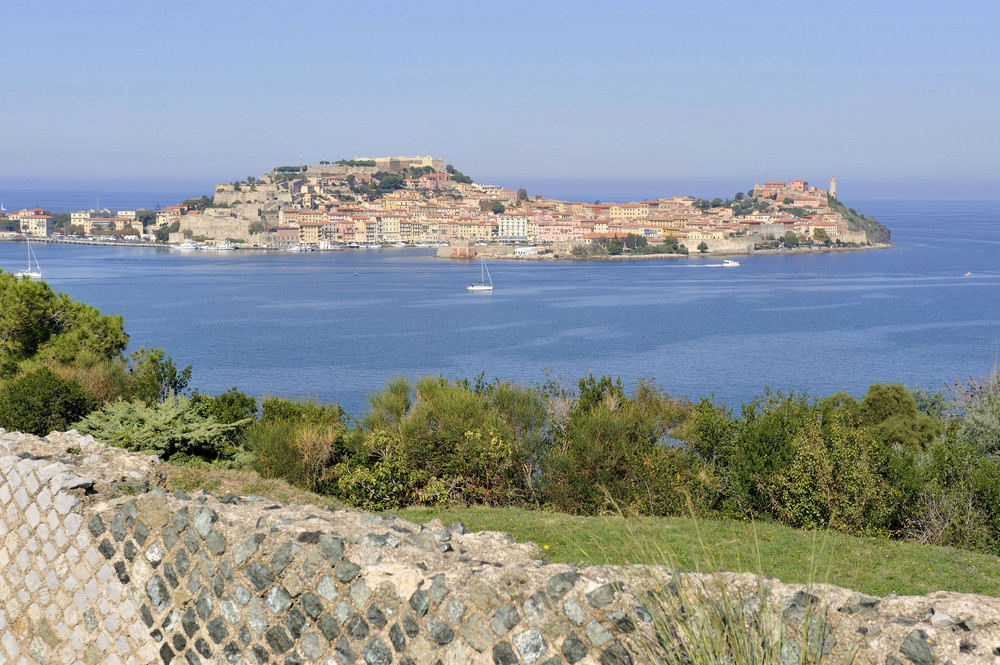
[542,378,697,515]
[191,387,258,443]
[0,367,97,435]
[73,396,245,461]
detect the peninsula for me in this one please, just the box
[1,156,890,257]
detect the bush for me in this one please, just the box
[73,396,245,461]
[0,367,97,435]
[542,377,697,515]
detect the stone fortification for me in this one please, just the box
[180,212,253,242]
[3,430,1000,665]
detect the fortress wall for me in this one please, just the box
[180,215,252,242]
[2,430,999,665]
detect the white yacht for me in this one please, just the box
[723,259,740,267]
[14,237,41,278]
[467,260,494,292]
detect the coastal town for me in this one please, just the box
[0,156,887,257]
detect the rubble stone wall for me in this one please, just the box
[3,429,1000,665]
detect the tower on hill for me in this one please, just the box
[830,176,837,199]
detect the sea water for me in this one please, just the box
[1,200,997,418]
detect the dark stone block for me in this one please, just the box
[409,589,430,617]
[563,634,588,663]
[172,632,187,652]
[219,494,241,504]
[782,590,820,622]
[318,614,340,641]
[272,542,296,574]
[335,560,361,583]
[183,608,199,637]
[162,563,178,589]
[493,642,518,665]
[171,506,189,533]
[146,576,171,613]
[160,643,175,665]
[587,583,618,609]
[361,637,392,665]
[490,604,520,636]
[211,575,225,599]
[245,562,275,591]
[251,645,269,664]
[194,637,212,658]
[301,592,324,620]
[195,590,214,620]
[134,520,150,546]
[87,515,105,537]
[163,527,179,552]
[111,513,127,542]
[110,559,129,584]
[900,629,936,665]
[402,614,420,638]
[98,539,115,559]
[366,604,387,629]
[175,549,191,576]
[123,540,138,561]
[184,648,202,665]
[219,556,234,581]
[319,535,345,564]
[427,619,454,645]
[297,531,321,544]
[286,608,307,639]
[346,614,370,639]
[223,642,241,664]
[960,639,977,654]
[239,625,251,646]
[207,617,229,644]
[265,626,294,654]
[284,652,303,665]
[600,644,633,665]
[389,624,406,652]
[205,531,228,556]
[428,574,449,604]
[139,604,154,628]
[546,572,579,602]
[336,637,357,664]
[151,629,162,642]
[184,528,201,554]
[606,611,635,633]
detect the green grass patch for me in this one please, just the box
[398,506,1000,598]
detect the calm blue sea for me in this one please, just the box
[1,200,997,418]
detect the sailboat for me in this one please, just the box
[467,259,493,292]
[14,237,42,279]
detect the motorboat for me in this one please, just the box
[723,259,740,267]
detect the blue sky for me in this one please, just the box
[2,0,997,201]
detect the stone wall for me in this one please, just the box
[3,430,1000,665]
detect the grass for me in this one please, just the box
[161,463,1000,598]
[398,506,1000,598]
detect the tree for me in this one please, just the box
[0,274,128,377]
[697,241,709,253]
[813,228,832,246]
[783,232,800,247]
[517,188,528,203]
[783,197,794,205]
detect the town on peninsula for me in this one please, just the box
[1,155,890,258]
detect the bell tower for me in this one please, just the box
[829,176,837,199]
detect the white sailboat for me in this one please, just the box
[467,259,493,292]
[14,237,42,279]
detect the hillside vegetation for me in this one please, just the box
[3,274,999,567]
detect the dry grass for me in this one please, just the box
[162,462,344,508]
